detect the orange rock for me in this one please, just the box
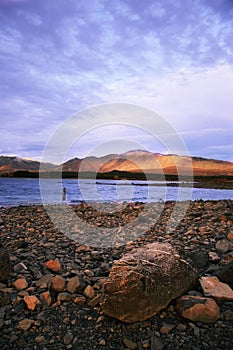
[24,295,41,310]
[14,278,28,291]
[40,291,52,306]
[219,215,227,222]
[45,260,62,272]
[227,231,233,240]
[51,275,66,292]
[200,276,233,300]
[84,285,96,299]
[176,295,219,323]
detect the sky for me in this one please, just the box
[1,0,233,163]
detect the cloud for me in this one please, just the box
[0,0,233,161]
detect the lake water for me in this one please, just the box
[0,178,233,207]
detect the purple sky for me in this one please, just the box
[1,0,233,162]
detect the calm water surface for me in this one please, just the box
[0,177,233,207]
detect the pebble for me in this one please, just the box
[17,318,34,331]
[216,239,233,253]
[99,339,106,346]
[24,295,41,310]
[51,275,66,292]
[57,292,72,302]
[63,333,73,345]
[14,278,28,291]
[40,291,52,306]
[160,323,175,334]
[66,276,81,294]
[45,260,62,272]
[123,337,137,349]
[84,285,96,299]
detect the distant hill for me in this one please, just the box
[60,150,233,176]
[0,156,55,175]
[1,151,233,177]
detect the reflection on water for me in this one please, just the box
[0,177,233,207]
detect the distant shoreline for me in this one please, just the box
[1,170,233,190]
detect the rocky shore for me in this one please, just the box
[0,200,233,350]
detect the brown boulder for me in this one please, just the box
[101,242,198,322]
[176,295,220,323]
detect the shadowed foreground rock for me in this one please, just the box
[0,242,11,282]
[101,242,198,322]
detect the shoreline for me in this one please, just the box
[0,197,233,211]
[0,200,233,349]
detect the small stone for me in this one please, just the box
[200,276,233,300]
[18,290,29,297]
[57,292,72,302]
[17,318,34,331]
[99,339,106,346]
[64,333,73,345]
[73,295,86,304]
[96,315,105,323]
[224,310,233,321]
[215,262,233,286]
[123,337,137,349]
[40,291,52,306]
[216,240,232,253]
[14,278,28,291]
[189,251,208,268]
[76,245,90,253]
[208,252,220,263]
[35,274,54,288]
[160,323,175,334]
[0,292,10,307]
[142,342,150,348]
[176,295,220,323]
[222,252,233,265]
[227,231,233,240]
[176,323,187,331]
[14,262,28,273]
[88,293,103,307]
[24,295,41,310]
[67,276,81,294]
[35,336,45,343]
[45,260,62,272]
[151,334,164,350]
[84,285,96,299]
[51,275,66,292]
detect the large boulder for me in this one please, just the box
[101,242,198,322]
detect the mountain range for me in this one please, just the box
[1,151,233,177]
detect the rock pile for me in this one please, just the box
[0,200,232,349]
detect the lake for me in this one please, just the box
[0,177,233,207]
